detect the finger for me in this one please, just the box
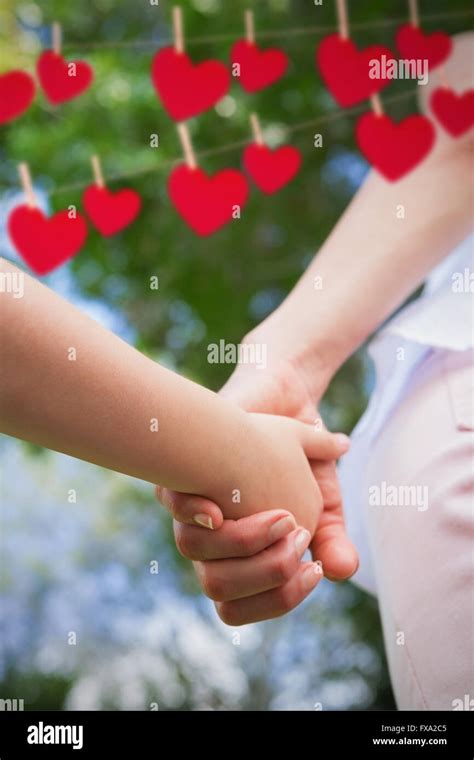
[309,461,359,581]
[193,528,311,601]
[215,561,323,626]
[311,459,343,509]
[298,425,351,460]
[174,510,297,561]
[311,519,359,581]
[155,486,224,530]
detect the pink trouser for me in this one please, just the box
[364,348,474,710]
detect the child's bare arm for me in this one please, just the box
[0,259,347,532]
[0,259,252,496]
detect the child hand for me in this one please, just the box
[211,413,350,537]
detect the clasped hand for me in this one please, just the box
[157,359,358,625]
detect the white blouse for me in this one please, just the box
[339,234,474,595]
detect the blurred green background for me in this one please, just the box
[0,0,471,710]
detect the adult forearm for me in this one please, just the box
[249,135,473,401]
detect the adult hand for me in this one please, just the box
[157,357,358,625]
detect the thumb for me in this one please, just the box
[309,459,359,581]
[310,498,359,582]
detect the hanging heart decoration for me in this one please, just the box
[83,186,142,236]
[316,34,394,107]
[0,71,36,125]
[243,144,301,193]
[168,165,249,236]
[355,112,436,181]
[151,48,230,121]
[430,88,474,137]
[396,25,452,71]
[37,51,94,105]
[230,40,288,93]
[8,206,88,274]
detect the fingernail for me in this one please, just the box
[269,515,296,542]
[194,514,214,530]
[302,563,322,591]
[294,528,311,554]
[335,433,351,452]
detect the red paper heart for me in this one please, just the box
[317,34,394,107]
[168,165,248,236]
[151,47,230,121]
[8,206,88,274]
[37,51,94,105]
[230,40,288,93]
[243,143,301,194]
[396,25,452,70]
[83,186,142,236]
[356,113,435,181]
[430,88,474,137]
[0,71,36,125]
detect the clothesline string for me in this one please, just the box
[56,9,474,51]
[47,88,417,197]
